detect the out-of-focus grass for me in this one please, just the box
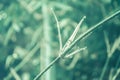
[0,0,120,80]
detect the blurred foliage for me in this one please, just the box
[0,0,120,80]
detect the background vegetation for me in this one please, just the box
[0,0,120,80]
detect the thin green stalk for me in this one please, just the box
[64,47,86,58]
[51,8,63,50]
[33,56,60,80]
[33,10,120,80]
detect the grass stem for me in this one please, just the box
[33,9,120,80]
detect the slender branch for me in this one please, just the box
[65,47,86,58]
[33,56,60,80]
[33,9,120,80]
[60,16,86,57]
[68,16,86,42]
[51,8,63,50]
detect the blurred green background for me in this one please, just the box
[0,0,120,80]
